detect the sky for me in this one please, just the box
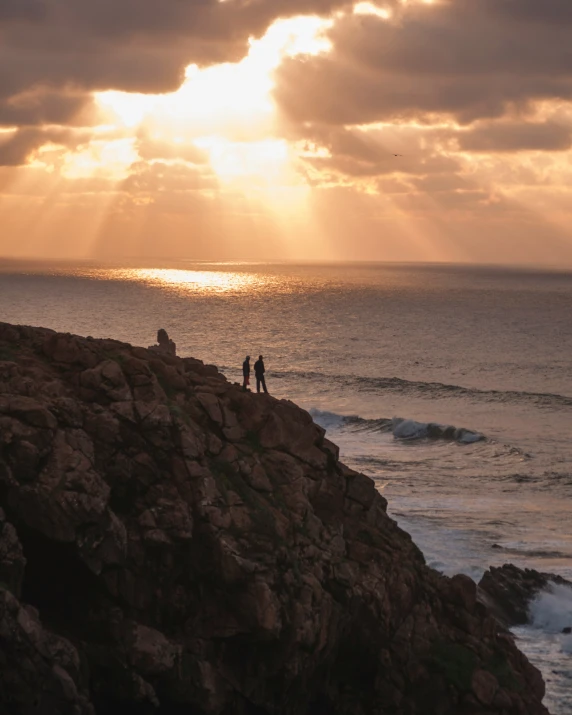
[2,0,572,266]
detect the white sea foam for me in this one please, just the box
[391,418,427,440]
[309,408,351,431]
[529,584,572,634]
[457,430,484,444]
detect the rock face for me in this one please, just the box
[0,322,549,715]
[479,564,572,627]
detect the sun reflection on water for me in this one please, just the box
[81,267,267,295]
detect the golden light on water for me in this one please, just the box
[82,268,266,294]
[135,268,263,293]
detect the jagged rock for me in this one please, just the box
[479,563,572,627]
[0,510,26,596]
[0,321,551,715]
[0,587,94,714]
[125,622,181,676]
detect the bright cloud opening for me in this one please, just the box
[353,3,392,19]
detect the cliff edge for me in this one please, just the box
[0,322,548,715]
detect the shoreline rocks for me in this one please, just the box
[479,563,572,628]
[0,321,550,714]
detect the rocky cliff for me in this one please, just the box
[0,322,549,715]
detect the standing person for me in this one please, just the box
[254,355,268,394]
[242,355,251,391]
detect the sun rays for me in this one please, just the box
[94,15,333,186]
[2,1,572,265]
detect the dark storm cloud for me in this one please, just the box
[0,0,350,130]
[274,0,572,126]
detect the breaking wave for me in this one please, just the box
[310,409,485,444]
[392,417,485,443]
[530,584,572,635]
[528,584,572,660]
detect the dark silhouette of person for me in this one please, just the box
[156,328,176,356]
[254,355,268,394]
[242,355,251,390]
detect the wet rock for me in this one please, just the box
[479,563,572,626]
[0,322,551,715]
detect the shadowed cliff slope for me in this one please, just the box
[0,322,548,715]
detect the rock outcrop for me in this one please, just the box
[0,322,549,714]
[479,564,572,627]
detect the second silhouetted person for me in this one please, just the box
[254,355,268,394]
[242,355,250,390]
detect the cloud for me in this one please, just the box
[0,0,349,132]
[410,174,473,194]
[0,0,46,22]
[2,0,572,266]
[458,120,572,153]
[0,127,87,166]
[495,0,572,24]
[293,123,462,184]
[274,0,572,126]
[135,137,209,165]
[121,160,218,194]
[0,90,95,128]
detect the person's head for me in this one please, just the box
[259,355,263,360]
[157,328,168,344]
[246,355,250,361]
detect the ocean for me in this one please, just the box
[1,260,571,712]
